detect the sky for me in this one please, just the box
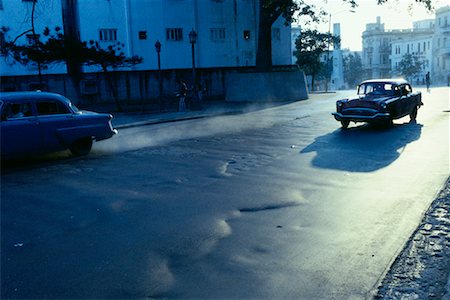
[296,0,446,51]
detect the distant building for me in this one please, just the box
[362,17,400,79]
[0,0,292,76]
[291,26,301,64]
[390,20,434,84]
[362,6,450,84]
[331,23,345,90]
[433,6,450,83]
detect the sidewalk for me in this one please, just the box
[107,99,291,129]
[96,98,450,299]
[376,177,450,299]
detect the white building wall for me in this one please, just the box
[433,6,450,82]
[390,31,433,83]
[271,17,292,66]
[1,0,292,76]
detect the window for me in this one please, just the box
[210,28,225,41]
[99,29,117,41]
[243,30,251,40]
[272,28,281,41]
[26,34,39,46]
[3,103,33,120]
[138,31,147,40]
[166,28,183,41]
[37,101,70,115]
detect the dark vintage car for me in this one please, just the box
[332,79,423,129]
[0,91,117,159]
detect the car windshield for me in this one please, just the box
[358,83,395,97]
[68,101,80,113]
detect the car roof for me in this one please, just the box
[360,78,409,85]
[0,91,71,103]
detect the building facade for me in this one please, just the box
[390,20,433,84]
[0,0,292,76]
[362,17,400,79]
[362,6,450,84]
[433,6,450,83]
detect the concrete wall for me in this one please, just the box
[225,69,308,102]
[1,68,227,104]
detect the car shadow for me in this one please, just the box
[300,121,423,172]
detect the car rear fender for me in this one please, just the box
[55,124,114,146]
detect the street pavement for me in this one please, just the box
[108,94,450,299]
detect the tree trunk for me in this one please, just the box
[104,69,123,112]
[255,3,273,72]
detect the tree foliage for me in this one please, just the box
[294,29,339,90]
[396,53,425,80]
[257,0,433,70]
[1,27,142,72]
[343,52,363,88]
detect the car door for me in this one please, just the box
[36,99,75,152]
[403,84,417,115]
[0,101,41,157]
[400,84,414,116]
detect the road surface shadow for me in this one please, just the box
[300,122,423,172]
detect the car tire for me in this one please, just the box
[410,106,418,121]
[70,138,93,156]
[385,118,394,127]
[340,120,350,129]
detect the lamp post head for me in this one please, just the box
[155,40,161,53]
[189,29,197,44]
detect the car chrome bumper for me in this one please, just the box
[332,112,391,122]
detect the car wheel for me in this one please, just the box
[70,138,93,156]
[340,120,350,129]
[410,106,418,121]
[385,118,394,127]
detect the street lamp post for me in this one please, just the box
[154,40,163,110]
[189,29,199,108]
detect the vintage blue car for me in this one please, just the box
[332,79,423,129]
[0,91,117,159]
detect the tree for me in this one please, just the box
[396,53,425,82]
[256,0,433,71]
[294,29,338,91]
[1,27,142,111]
[343,52,363,88]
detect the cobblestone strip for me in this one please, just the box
[376,177,450,299]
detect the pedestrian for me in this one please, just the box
[196,82,203,110]
[425,72,430,91]
[178,80,187,112]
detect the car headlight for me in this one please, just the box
[380,103,387,109]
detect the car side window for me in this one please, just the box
[2,103,33,120]
[405,85,412,95]
[37,101,70,115]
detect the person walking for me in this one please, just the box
[178,80,187,112]
[425,71,431,92]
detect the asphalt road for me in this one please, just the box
[1,87,449,299]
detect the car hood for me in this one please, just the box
[343,95,395,108]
